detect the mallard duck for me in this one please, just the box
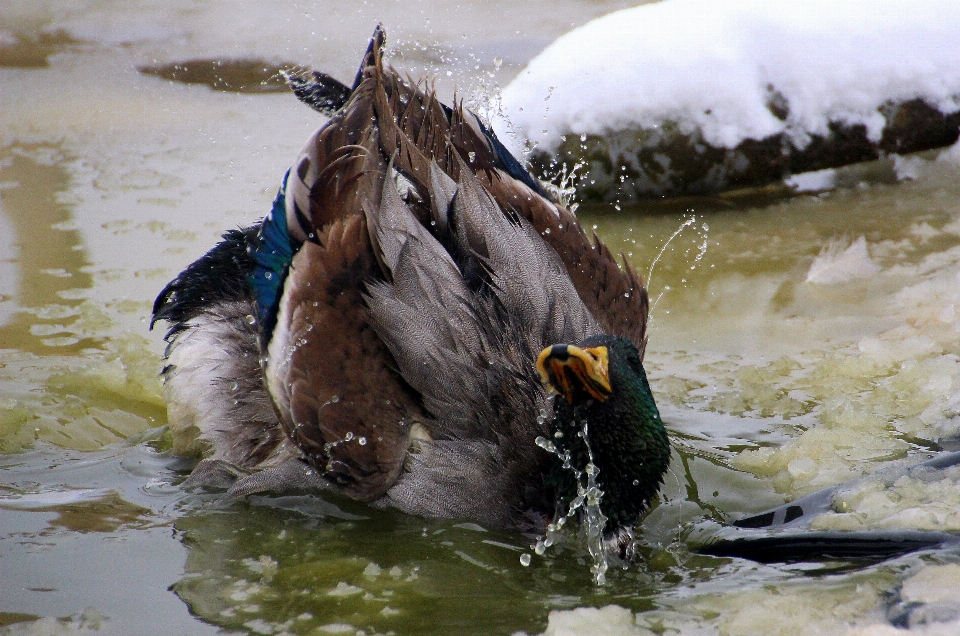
[152,27,670,548]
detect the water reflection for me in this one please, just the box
[137,59,293,93]
[166,436,785,635]
[0,445,217,636]
[171,494,677,636]
[18,491,156,534]
[0,145,167,454]
[0,145,96,353]
[0,30,86,68]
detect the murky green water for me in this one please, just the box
[4,3,960,635]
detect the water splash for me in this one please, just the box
[647,214,710,319]
[540,159,586,214]
[387,36,506,132]
[693,222,709,267]
[647,214,697,290]
[535,417,609,585]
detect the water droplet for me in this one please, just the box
[265,271,273,280]
[344,432,354,441]
[331,395,340,403]
[245,314,256,325]
[593,568,607,586]
[519,553,531,567]
[632,479,639,486]
[535,436,557,453]
[358,437,367,446]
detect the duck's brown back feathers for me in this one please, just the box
[265,26,650,515]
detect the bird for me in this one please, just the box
[151,26,670,551]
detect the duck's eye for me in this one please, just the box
[625,351,644,376]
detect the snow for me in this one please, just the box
[785,168,836,193]
[496,0,960,156]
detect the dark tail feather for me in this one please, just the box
[286,70,352,116]
[151,227,256,335]
[353,24,386,90]
[286,24,386,116]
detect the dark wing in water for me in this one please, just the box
[695,451,960,563]
[698,530,959,563]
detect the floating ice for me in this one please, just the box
[537,605,644,636]
[810,464,960,532]
[806,236,881,285]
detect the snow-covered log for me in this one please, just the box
[496,0,960,201]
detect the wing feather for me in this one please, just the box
[266,215,424,501]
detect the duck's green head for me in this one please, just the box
[537,335,671,537]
